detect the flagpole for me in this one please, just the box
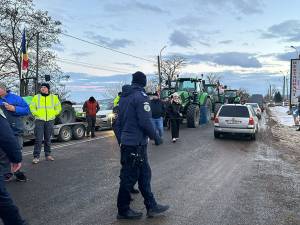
[35,32,39,94]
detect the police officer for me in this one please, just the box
[114,71,169,219]
[0,108,27,225]
[112,87,139,196]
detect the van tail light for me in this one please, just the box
[248,117,255,125]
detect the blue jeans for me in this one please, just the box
[151,117,164,138]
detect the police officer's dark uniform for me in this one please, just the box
[0,109,27,225]
[114,71,169,219]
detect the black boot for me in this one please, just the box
[117,209,143,220]
[147,204,170,218]
[15,171,27,182]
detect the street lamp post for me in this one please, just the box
[290,46,300,58]
[158,45,167,92]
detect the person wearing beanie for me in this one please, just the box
[114,71,169,220]
[0,82,30,182]
[30,82,62,164]
[131,71,147,87]
[83,96,100,138]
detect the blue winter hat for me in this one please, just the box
[132,71,147,87]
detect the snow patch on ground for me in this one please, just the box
[269,106,295,127]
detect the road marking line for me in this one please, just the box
[22,134,115,156]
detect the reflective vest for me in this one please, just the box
[30,94,62,121]
[113,95,120,107]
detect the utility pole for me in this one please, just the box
[158,45,167,93]
[157,55,161,92]
[286,76,289,102]
[283,76,285,101]
[35,32,39,94]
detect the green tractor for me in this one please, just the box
[172,78,212,128]
[203,83,225,116]
[224,89,241,104]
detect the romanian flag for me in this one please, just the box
[21,29,29,70]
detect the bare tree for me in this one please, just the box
[238,88,250,101]
[103,81,127,99]
[0,0,66,96]
[160,56,186,88]
[206,73,222,84]
[145,76,159,93]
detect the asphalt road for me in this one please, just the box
[3,116,300,225]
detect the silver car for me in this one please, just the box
[214,104,259,140]
[245,103,262,119]
[96,99,114,130]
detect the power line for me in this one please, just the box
[57,57,132,73]
[57,58,131,74]
[61,32,155,63]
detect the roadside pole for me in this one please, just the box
[35,32,39,94]
[158,55,161,93]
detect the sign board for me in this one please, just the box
[290,59,300,104]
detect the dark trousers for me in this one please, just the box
[170,119,180,139]
[33,120,54,158]
[86,116,96,136]
[3,136,23,176]
[117,145,157,214]
[0,176,26,225]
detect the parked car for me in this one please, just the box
[245,103,262,119]
[96,99,114,130]
[248,94,264,111]
[214,104,259,140]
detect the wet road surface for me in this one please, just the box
[3,117,300,225]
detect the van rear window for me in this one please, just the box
[219,106,249,117]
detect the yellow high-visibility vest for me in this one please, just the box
[30,94,62,121]
[113,95,120,107]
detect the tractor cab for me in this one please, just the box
[224,89,240,104]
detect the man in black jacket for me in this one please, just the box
[150,92,165,139]
[0,108,27,224]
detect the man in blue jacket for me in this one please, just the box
[114,71,169,220]
[0,108,27,225]
[0,82,30,182]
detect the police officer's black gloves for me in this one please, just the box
[154,136,163,145]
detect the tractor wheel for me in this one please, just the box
[187,104,200,128]
[72,124,85,140]
[205,98,212,122]
[214,103,222,116]
[22,115,35,134]
[56,103,76,124]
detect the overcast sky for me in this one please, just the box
[35,0,300,101]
